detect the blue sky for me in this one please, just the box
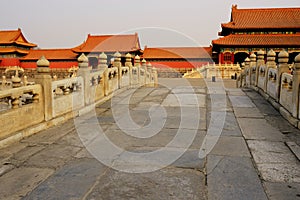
[1,0,299,48]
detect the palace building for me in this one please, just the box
[0,30,142,72]
[212,5,300,64]
[0,28,37,58]
[2,5,300,72]
[143,47,212,76]
[0,28,37,69]
[20,49,78,69]
[72,33,142,68]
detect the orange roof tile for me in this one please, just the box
[212,34,300,47]
[73,33,141,53]
[143,47,212,59]
[0,28,37,47]
[21,49,78,60]
[222,6,300,29]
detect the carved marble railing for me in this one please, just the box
[131,66,139,86]
[237,50,300,127]
[107,67,118,93]
[89,69,105,103]
[199,63,241,79]
[146,71,151,85]
[245,68,251,87]
[266,68,277,100]
[52,77,84,118]
[279,73,293,114]
[120,67,130,87]
[0,52,158,145]
[257,65,267,90]
[0,84,44,139]
[250,66,257,85]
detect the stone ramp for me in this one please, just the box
[0,78,298,199]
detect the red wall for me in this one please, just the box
[20,61,78,69]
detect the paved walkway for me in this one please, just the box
[0,78,299,200]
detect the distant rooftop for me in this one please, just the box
[21,49,78,60]
[0,28,37,47]
[143,47,212,59]
[222,5,300,30]
[73,33,141,53]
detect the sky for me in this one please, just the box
[1,0,299,49]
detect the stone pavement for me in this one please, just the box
[0,78,299,200]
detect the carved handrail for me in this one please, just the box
[52,77,82,97]
[0,84,41,110]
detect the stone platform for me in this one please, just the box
[0,78,299,200]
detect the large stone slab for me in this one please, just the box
[171,149,206,170]
[25,144,81,169]
[164,115,206,130]
[23,158,107,200]
[233,107,264,118]
[207,155,267,200]
[171,86,198,94]
[0,167,54,199]
[229,95,256,108]
[264,115,300,135]
[9,145,45,167]
[251,98,280,116]
[162,94,206,107]
[118,147,206,171]
[257,163,300,182]
[286,142,300,161]
[85,167,207,200]
[207,94,232,112]
[210,136,250,157]
[243,90,264,100]
[222,113,242,136]
[142,95,166,103]
[148,88,170,96]
[237,118,285,141]
[103,128,205,150]
[226,88,246,96]
[264,182,300,200]
[20,122,74,145]
[247,140,298,164]
[56,132,84,147]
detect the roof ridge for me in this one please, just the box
[234,7,300,12]
[0,29,20,33]
[29,48,73,51]
[88,33,137,37]
[145,47,204,49]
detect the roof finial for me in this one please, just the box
[232,4,237,10]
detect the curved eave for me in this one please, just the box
[0,41,37,48]
[15,41,37,47]
[73,49,140,54]
[0,49,29,54]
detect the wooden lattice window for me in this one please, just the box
[224,53,232,62]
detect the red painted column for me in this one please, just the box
[219,53,224,64]
[231,52,235,63]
